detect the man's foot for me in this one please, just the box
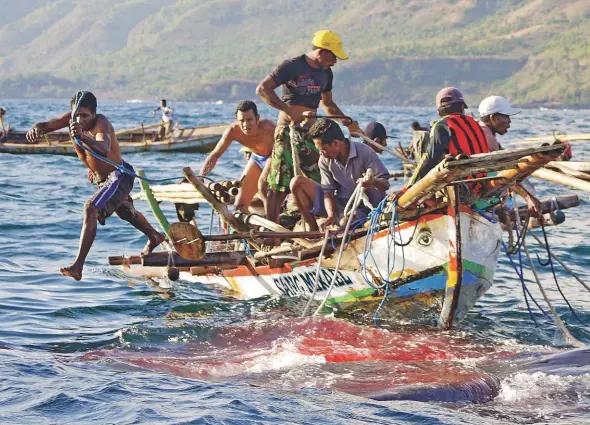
[60,265,82,281]
[141,232,167,257]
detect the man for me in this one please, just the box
[291,119,390,231]
[199,100,275,212]
[364,121,388,153]
[153,99,174,140]
[409,87,490,196]
[478,95,542,214]
[26,91,165,281]
[256,30,363,226]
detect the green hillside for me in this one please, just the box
[1,0,589,106]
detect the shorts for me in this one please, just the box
[267,126,321,192]
[89,161,137,222]
[250,152,269,170]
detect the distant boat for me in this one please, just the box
[126,99,144,103]
[0,123,226,155]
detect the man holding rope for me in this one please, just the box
[293,118,390,231]
[256,30,363,229]
[26,91,165,280]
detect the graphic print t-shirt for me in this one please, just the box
[270,55,333,109]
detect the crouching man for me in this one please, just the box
[291,118,390,231]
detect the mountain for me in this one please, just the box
[1,0,589,107]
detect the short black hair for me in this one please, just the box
[161,99,167,106]
[411,121,421,130]
[235,100,258,117]
[308,118,345,144]
[70,91,97,114]
[438,102,464,116]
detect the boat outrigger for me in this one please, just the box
[0,123,226,155]
[109,142,579,328]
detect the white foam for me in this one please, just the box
[498,371,590,402]
[243,338,326,374]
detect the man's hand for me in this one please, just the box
[321,215,335,230]
[346,121,363,135]
[26,126,44,143]
[361,176,375,189]
[69,120,83,139]
[287,108,304,125]
[526,194,543,222]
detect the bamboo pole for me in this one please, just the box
[137,169,171,240]
[532,168,590,193]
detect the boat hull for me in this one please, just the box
[123,208,502,324]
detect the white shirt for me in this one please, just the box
[161,106,174,123]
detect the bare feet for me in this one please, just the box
[60,265,82,281]
[141,232,166,257]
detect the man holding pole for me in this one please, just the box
[256,30,362,228]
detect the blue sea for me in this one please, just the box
[1,99,589,424]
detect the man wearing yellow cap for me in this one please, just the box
[256,30,362,228]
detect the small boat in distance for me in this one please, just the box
[0,123,226,155]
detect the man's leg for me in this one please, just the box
[258,159,271,208]
[235,158,261,213]
[60,201,99,281]
[116,202,165,256]
[290,175,319,231]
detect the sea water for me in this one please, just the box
[0,99,589,424]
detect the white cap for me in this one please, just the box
[478,96,520,117]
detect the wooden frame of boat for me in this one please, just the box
[110,142,576,327]
[0,123,227,155]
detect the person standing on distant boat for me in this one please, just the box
[478,95,542,215]
[199,100,275,213]
[256,30,363,228]
[25,91,165,281]
[153,99,174,140]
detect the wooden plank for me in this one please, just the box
[142,251,247,267]
[235,213,314,248]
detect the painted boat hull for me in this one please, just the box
[0,125,225,155]
[123,208,502,324]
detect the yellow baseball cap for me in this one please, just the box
[311,30,348,60]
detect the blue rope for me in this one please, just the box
[71,91,210,184]
[241,239,254,257]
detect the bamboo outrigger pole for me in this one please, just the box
[532,168,590,193]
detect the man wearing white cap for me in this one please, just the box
[478,95,542,217]
[478,95,520,151]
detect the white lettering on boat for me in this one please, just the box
[272,268,353,297]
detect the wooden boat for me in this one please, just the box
[110,142,576,327]
[0,123,226,155]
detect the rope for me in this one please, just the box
[312,179,366,316]
[301,228,330,317]
[71,91,210,184]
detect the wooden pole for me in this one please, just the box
[235,213,314,248]
[183,167,247,232]
[350,132,415,165]
[532,168,590,193]
[137,169,171,240]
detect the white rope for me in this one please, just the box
[301,228,330,317]
[312,179,366,316]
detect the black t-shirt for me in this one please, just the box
[270,55,333,109]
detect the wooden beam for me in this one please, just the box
[532,168,590,193]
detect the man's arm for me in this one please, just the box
[408,122,449,185]
[70,115,111,157]
[322,191,338,229]
[513,184,542,219]
[320,91,362,134]
[26,112,70,142]
[256,75,302,123]
[199,126,235,175]
[363,149,391,192]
